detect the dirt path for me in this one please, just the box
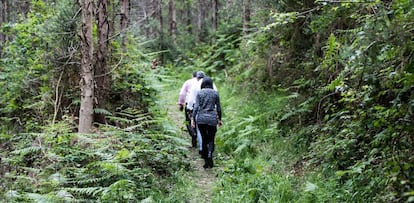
[160,81,216,203]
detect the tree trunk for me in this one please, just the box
[0,0,7,52]
[211,0,218,43]
[95,0,110,124]
[242,0,250,35]
[185,0,192,34]
[197,0,204,41]
[157,0,164,63]
[79,0,95,133]
[120,0,129,53]
[168,0,177,44]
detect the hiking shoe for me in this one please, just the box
[208,158,214,168]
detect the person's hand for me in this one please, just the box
[218,120,223,127]
[191,119,195,128]
[179,104,184,111]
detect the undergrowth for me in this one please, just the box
[0,73,193,202]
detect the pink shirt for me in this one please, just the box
[187,78,217,110]
[178,77,198,107]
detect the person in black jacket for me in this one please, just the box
[191,77,223,168]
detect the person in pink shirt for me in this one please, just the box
[178,71,199,147]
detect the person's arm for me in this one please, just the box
[216,92,223,126]
[178,80,190,111]
[178,80,189,105]
[187,84,197,110]
[191,93,200,128]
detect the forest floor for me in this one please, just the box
[159,78,217,203]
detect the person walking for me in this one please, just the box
[191,77,223,168]
[187,71,206,152]
[187,71,218,154]
[178,71,199,147]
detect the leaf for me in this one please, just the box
[304,181,318,192]
[11,146,42,155]
[93,108,113,116]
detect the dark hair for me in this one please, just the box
[201,77,214,89]
[192,71,198,77]
[196,71,205,79]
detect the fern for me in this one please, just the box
[71,174,114,185]
[100,179,137,202]
[93,108,113,116]
[67,187,107,197]
[10,146,42,155]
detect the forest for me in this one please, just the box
[0,0,413,202]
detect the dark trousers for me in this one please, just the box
[185,107,197,145]
[197,124,217,159]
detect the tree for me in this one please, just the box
[184,0,192,35]
[0,0,8,55]
[79,0,95,133]
[168,0,177,44]
[242,0,250,35]
[95,0,110,124]
[211,0,218,43]
[197,0,204,41]
[120,0,129,53]
[156,0,164,62]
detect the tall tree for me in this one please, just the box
[211,0,218,42]
[242,0,250,35]
[185,0,192,35]
[157,0,164,62]
[0,0,8,52]
[197,0,204,41]
[168,0,177,44]
[95,0,110,124]
[120,0,129,53]
[79,0,95,133]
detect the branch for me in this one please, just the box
[94,56,124,78]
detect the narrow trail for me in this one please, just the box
[158,78,217,203]
[167,105,216,202]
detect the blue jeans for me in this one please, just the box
[196,126,202,151]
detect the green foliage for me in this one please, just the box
[0,1,54,131]
[0,110,190,202]
[172,0,414,201]
[268,0,414,201]
[0,0,413,201]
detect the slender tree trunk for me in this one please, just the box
[185,0,192,35]
[143,1,150,38]
[157,0,164,62]
[197,0,204,41]
[211,0,218,43]
[18,0,30,19]
[79,0,95,133]
[0,0,7,51]
[95,0,110,124]
[168,0,177,44]
[242,0,250,35]
[120,0,129,53]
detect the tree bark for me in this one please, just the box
[157,0,164,62]
[168,0,177,44]
[185,0,192,34]
[79,0,95,133]
[95,0,110,124]
[242,0,250,35]
[197,0,204,41]
[0,0,7,52]
[120,0,129,53]
[211,0,218,43]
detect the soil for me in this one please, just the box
[163,85,217,203]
